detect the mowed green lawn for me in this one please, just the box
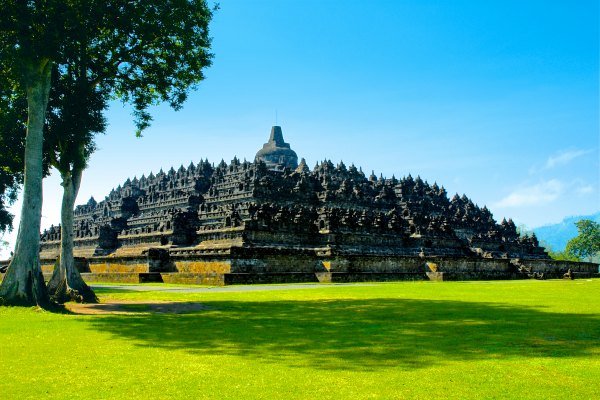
[1,280,599,399]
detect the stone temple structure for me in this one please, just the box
[255,126,298,169]
[36,126,599,284]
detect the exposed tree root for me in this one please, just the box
[47,259,97,304]
[0,265,51,308]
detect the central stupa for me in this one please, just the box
[254,126,298,169]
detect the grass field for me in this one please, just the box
[1,279,599,399]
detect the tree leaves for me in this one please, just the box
[566,220,600,262]
[0,0,215,230]
[0,74,26,233]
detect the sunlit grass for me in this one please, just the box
[89,281,214,288]
[1,279,599,399]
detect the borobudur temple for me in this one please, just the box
[36,126,599,284]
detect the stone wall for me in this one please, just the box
[21,246,599,285]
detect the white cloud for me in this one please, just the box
[545,149,594,169]
[576,184,594,195]
[493,179,563,208]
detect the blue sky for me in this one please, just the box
[2,0,599,256]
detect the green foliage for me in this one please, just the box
[546,247,581,262]
[0,74,26,233]
[5,0,216,175]
[44,63,107,175]
[566,219,600,261]
[53,0,217,135]
[1,281,600,399]
[1,0,216,209]
[1,0,215,104]
[540,240,581,261]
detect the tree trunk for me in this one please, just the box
[0,60,53,308]
[47,166,97,303]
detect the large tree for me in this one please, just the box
[0,0,58,307]
[43,61,107,303]
[0,0,215,307]
[566,220,600,262]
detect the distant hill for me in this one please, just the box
[533,212,600,252]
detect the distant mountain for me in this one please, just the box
[533,212,600,252]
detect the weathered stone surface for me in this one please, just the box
[32,126,598,284]
[255,126,298,169]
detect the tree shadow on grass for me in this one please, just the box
[82,298,600,371]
